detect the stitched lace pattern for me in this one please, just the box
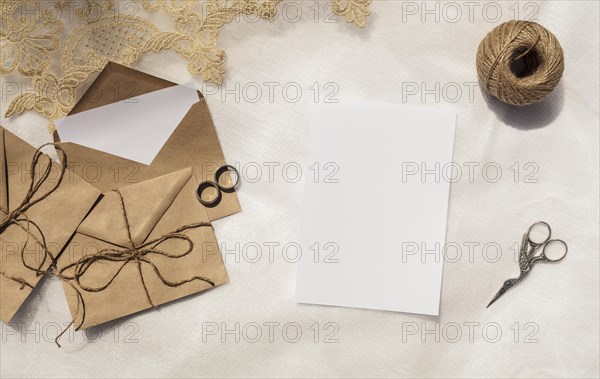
[1,0,371,127]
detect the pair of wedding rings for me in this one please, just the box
[196,165,240,207]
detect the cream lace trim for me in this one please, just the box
[1,0,371,127]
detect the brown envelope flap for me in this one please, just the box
[0,127,42,214]
[0,128,8,214]
[54,62,241,221]
[78,167,192,247]
[71,62,191,113]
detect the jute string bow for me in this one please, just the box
[59,189,215,307]
[0,143,80,346]
[0,143,66,233]
[1,145,215,347]
[0,144,66,287]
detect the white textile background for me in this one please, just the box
[1,1,599,378]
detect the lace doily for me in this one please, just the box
[0,0,371,128]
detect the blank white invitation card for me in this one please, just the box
[55,84,199,165]
[296,102,456,316]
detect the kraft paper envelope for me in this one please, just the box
[56,84,200,165]
[57,167,228,328]
[0,127,100,322]
[54,61,241,221]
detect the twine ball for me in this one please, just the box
[476,20,564,106]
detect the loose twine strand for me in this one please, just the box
[476,20,564,106]
[0,143,67,287]
[58,189,216,307]
[0,143,66,233]
[1,145,215,347]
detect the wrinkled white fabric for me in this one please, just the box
[1,1,598,378]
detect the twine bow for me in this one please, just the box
[0,214,49,290]
[0,143,67,282]
[0,143,78,346]
[1,145,215,347]
[59,190,215,308]
[0,143,66,234]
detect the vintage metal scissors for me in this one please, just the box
[196,165,240,207]
[487,221,568,308]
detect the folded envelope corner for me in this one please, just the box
[1,127,8,214]
[54,64,241,220]
[78,167,193,246]
[58,166,227,329]
[0,128,101,322]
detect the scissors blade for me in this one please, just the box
[486,285,508,308]
[520,232,528,255]
[518,233,529,266]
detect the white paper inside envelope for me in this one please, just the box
[55,84,199,165]
[296,102,456,316]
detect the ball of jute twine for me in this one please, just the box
[476,20,564,106]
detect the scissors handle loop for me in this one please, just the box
[526,221,552,247]
[539,239,568,263]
